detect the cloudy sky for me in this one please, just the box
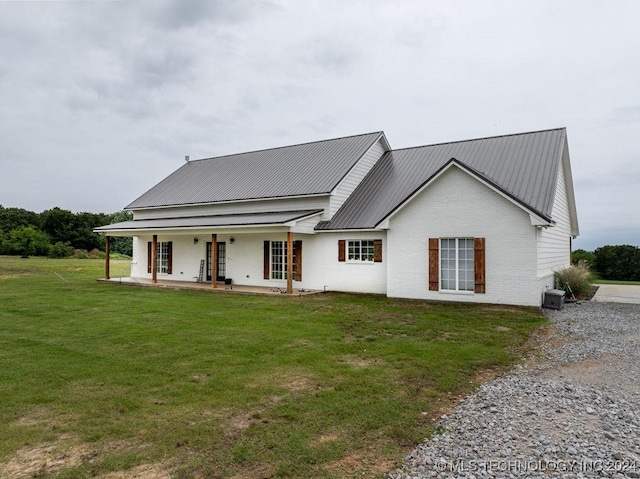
[1,0,638,251]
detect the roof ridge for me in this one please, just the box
[190,131,384,163]
[391,127,566,153]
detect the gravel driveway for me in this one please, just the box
[390,302,640,478]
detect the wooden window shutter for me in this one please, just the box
[373,239,382,263]
[428,238,439,291]
[293,240,302,281]
[167,241,173,275]
[263,241,270,280]
[147,242,152,273]
[474,237,486,294]
[338,240,346,262]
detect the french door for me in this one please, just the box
[206,242,226,282]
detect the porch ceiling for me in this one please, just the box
[94,209,323,236]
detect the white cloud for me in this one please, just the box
[0,0,638,248]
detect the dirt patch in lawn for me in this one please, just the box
[99,463,173,479]
[325,446,397,477]
[0,434,164,479]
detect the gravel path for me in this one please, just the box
[390,302,640,479]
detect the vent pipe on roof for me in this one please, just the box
[185,155,190,162]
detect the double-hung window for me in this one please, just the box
[347,240,374,262]
[440,238,474,292]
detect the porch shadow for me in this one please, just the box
[97,277,322,296]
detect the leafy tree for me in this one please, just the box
[593,245,640,281]
[0,206,40,233]
[106,211,133,256]
[572,249,595,267]
[2,226,51,257]
[40,208,109,251]
[40,207,76,245]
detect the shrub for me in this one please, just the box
[49,241,74,258]
[1,226,51,257]
[593,245,640,281]
[555,261,591,297]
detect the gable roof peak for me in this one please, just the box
[392,127,566,154]
[191,131,385,163]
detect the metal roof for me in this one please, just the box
[94,210,323,233]
[126,132,384,209]
[316,128,567,230]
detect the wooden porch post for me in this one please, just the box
[105,235,111,280]
[286,231,293,294]
[211,233,217,288]
[152,234,158,284]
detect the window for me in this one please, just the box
[271,240,288,280]
[147,240,172,275]
[440,238,474,291]
[157,242,172,274]
[347,240,375,262]
[263,240,302,281]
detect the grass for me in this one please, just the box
[0,256,546,478]
[589,277,640,286]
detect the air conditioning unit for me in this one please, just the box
[543,289,566,310]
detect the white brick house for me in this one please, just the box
[96,128,579,306]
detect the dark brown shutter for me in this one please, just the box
[147,242,152,273]
[338,240,346,262]
[293,240,302,281]
[263,241,270,280]
[428,238,439,291]
[373,239,382,263]
[474,237,486,294]
[167,241,173,275]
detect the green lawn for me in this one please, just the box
[591,278,640,286]
[0,256,546,479]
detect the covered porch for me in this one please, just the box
[95,210,323,295]
[97,276,322,296]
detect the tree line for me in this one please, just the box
[573,245,640,282]
[0,206,132,258]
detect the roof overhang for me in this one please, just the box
[376,159,554,229]
[125,193,330,212]
[94,210,323,237]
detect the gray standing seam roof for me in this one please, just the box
[126,132,384,209]
[94,210,323,232]
[316,128,566,230]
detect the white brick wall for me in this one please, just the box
[130,231,387,294]
[386,166,541,306]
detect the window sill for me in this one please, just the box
[438,289,474,295]
[345,261,375,265]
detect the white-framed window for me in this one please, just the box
[347,240,374,262]
[157,242,171,274]
[147,240,172,275]
[271,240,288,280]
[440,238,474,291]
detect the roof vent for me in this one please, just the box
[185,155,190,162]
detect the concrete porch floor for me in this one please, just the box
[98,276,322,296]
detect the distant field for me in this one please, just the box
[0,256,545,479]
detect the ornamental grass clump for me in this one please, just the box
[555,260,592,297]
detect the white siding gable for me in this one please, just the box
[537,153,571,278]
[329,138,387,217]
